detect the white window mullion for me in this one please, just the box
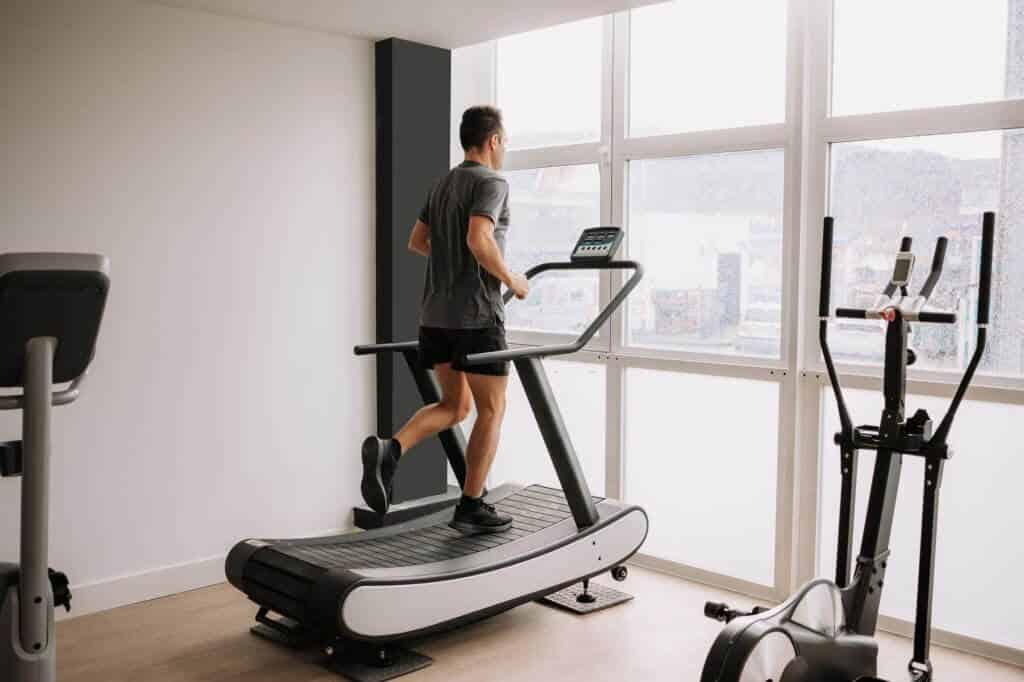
[502,143,601,171]
[794,0,833,589]
[602,10,626,499]
[618,124,787,161]
[825,99,1024,144]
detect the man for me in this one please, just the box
[361,105,529,534]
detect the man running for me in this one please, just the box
[361,105,528,534]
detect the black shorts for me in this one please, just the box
[418,325,509,376]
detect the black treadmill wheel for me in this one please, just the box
[611,565,628,582]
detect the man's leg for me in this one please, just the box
[394,364,471,453]
[449,371,513,534]
[462,372,507,498]
[361,363,470,514]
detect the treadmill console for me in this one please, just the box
[570,227,624,263]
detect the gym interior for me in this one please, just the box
[3,1,1023,681]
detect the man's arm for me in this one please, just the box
[408,220,430,256]
[466,216,528,299]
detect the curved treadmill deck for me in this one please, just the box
[226,483,648,642]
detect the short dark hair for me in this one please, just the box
[459,106,504,151]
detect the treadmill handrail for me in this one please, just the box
[463,260,643,366]
[353,340,419,356]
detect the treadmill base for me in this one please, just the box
[328,643,432,682]
[539,581,634,614]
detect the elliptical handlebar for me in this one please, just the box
[834,308,957,324]
[918,236,948,300]
[818,217,834,319]
[820,212,997,449]
[930,211,996,445]
[977,211,995,325]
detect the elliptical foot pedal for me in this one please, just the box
[328,642,432,682]
[539,580,633,614]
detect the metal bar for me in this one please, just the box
[918,238,947,300]
[401,350,467,489]
[20,336,55,653]
[835,444,857,588]
[0,376,82,410]
[467,261,642,365]
[847,449,902,636]
[353,341,419,356]
[913,458,944,668]
[514,357,599,529]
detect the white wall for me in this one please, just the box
[1,0,375,615]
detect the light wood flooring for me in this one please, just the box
[58,567,1024,681]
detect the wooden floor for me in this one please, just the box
[58,567,1024,681]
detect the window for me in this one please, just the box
[463,360,606,495]
[629,0,786,137]
[832,0,1019,115]
[828,131,1024,377]
[496,18,603,150]
[503,165,602,335]
[627,151,786,358]
[451,0,1024,662]
[625,368,778,586]
[819,388,1024,649]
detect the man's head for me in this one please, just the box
[460,105,505,169]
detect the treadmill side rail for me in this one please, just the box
[339,506,647,640]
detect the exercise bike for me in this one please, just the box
[699,212,995,682]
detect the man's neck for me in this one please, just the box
[464,151,493,169]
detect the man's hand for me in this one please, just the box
[507,273,529,300]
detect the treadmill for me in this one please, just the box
[225,227,648,676]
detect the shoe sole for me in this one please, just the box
[360,439,388,515]
[448,519,513,535]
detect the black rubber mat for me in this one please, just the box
[539,582,634,614]
[329,645,432,681]
[275,486,579,570]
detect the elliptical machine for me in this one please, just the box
[700,212,996,682]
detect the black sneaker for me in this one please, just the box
[361,437,398,515]
[449,497,513,534]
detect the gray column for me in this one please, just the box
[375,39,453,502]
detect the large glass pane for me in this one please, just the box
[458,360,606,495]
[503,165,601,335]
[819,388,1024,649]
[625,368,777,585]
[627,152,785,357]
[496,18,602,150]
[833,0,1018,115]
[829,131,1024,377]
[629,1,786,137]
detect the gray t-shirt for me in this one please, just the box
[418,161,510,329]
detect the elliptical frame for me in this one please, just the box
[700,212,996,682]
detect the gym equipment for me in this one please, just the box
[0,253,110,682]
[699,213,995,682]
[225,227,648,679]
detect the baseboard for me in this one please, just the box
[59,526,351,620]
[58,554,228,620]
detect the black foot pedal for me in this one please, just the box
[539,581,634,614]
[328,642,432,682]
[250,608,313,649]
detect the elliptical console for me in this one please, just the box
[699,213,996,682]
